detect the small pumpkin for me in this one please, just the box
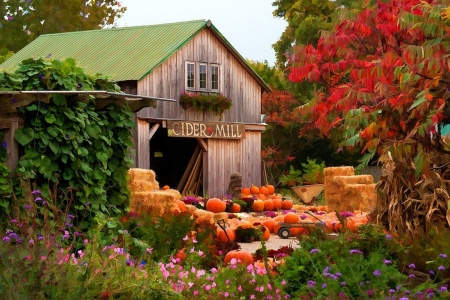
[163,185,170,190]
[261,226,270,241]
[224,249,254,266]
[206,198,227,213]
[252,199,264,212]
[263,200,274,211]
[284,212,299,224]
[173,200,186,212]
[217,227,236,242]
[258,193,268,200]
[271,197,283,210]
[230,203,241,213]
[259,186,269,196]
[266,184,275,195]
[282,200,293,210]
[262,218,277,233]
[250,184,260,195]
[175,248,186,262]
[241,187,251,195]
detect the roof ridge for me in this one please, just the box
[41,19,208,37]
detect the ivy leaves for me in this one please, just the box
[5,58,134,225]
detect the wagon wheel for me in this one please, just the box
[278,227,290,239]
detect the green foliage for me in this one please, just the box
[0,132,12,213]
[0,0,126,52]
[279,224,410,298]
[179,92,232,115]
[0,58,133,224]
[279,158,325,187]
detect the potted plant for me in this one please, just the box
[179,92,232,115]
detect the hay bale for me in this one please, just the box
[129,180,158,193]
[194,209,215,224]
[130,189,182,215]
[128,168,157,183]
[214,212,229,223]
[324,166,355,178]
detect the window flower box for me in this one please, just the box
[180,92,232,115]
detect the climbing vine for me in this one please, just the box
[0,58,134,226]
[0,132,12,213]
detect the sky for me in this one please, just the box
[116,0,287,66]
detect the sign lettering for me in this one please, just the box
[167,121,245,139]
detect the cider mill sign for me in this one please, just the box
[167,120,245,139]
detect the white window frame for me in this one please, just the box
[185,61,195,90]
[184,61,221,92]
[199,63,208,90]
[210,64,220,92]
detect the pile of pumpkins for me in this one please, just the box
[241,184,294,212]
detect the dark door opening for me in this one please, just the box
[149,125,199,191]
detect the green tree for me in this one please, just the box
[0,0,126,53]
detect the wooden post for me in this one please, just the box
[1,114,22,177]
[136,118,150,169]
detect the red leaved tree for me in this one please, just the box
[289,0,450,236]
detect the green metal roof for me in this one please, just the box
[0,20,270,91]
[0,20,206,81]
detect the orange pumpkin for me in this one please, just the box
[259,186,269,196]
[224,249,254,266]
[258,193,267,200]
[252,199,264,212]
[273,222,281,235]
[262,219,277,233]
[284,212,299,224]
[217,227,236,242]
[274,215,285,222]
[290,227,309,237]
[230,203,241,213]
[262,226,271,241]
[282,200,294,210]
[241,187,251,195]
[163,185,170,190]
[206,198,226,213]
[272,198,283,210]
[175,248,186,261]
[267,184,275,195]
[263,200,274,211]
[250,184,260,195]
[173,200,186,212]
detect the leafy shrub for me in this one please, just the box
[1,58,134,225]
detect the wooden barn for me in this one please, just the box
[0,19,270,197]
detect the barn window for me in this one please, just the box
[199,63,207,89]
[210,64,219,91]
[186,61,195,89]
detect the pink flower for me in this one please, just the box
[238,285,242,292]
[198,250,204,256]
[250,295,255,299]
[188,282,194,288]
[146,247,153,254]
[205,284,211,291]
[267,283,272,290]
[41,256,47,261]
[225,280,230,285]
[183,235,189,241]
[211,267,218,273]
[218,250,223,255]
[230,258,237,265]
[196,270,206,277]
[224,292,229,297]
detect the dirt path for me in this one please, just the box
[238,234,300,253]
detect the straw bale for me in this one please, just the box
[130,190,182,215]
[335,175,374,185]
[128,168,157,183]
[129,180,157,193]
[323,166,355,177]
[194,209,215,224]
[214,212,229,223]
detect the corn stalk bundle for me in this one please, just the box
[375,152,450,239]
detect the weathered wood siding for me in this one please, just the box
[205,130,261,197]
[136,28,262,124]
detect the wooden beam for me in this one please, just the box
[136,119,150,169]
[4,121,19,177]
[148,123,160,140]
[196,138,208,152]
[245,124,267,131]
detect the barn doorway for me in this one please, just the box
[149,124,202,194]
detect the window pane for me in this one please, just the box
[187,63,195,88]
[211,65,219,90]
[199,64,207,89]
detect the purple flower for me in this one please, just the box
[65,134,70,139]
[67,214,75,220]
[77,83,83,88]
[367,290,374,296]
[336,272,342,277]
[24,204,32,210]
[37,234,44,241]
[350,249,363,255]
[386,234,392,240]
[2,236,10,242]
[408,274,415,278]
[341,281,346,286]
[42,201,47,205]
[339,211,354,218]
[429,270,435,275]
[310,249,319,254]
[1,141,6,148]
[11,219,17,223]
[439,254,447,258]
[34,197,42,202]
[440,286,448,292]
[11,97,17,104]
[373,270,381,276]
[7,15,13,21]
[384,259,392,265]
[299,214,307,220]
[389,289,396,293]
[31,190,41,195]
[409,263,416,269]
[307,280,316,288]
[321,283,327,289]
[399,298,409,300]
[438,265,445,271]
